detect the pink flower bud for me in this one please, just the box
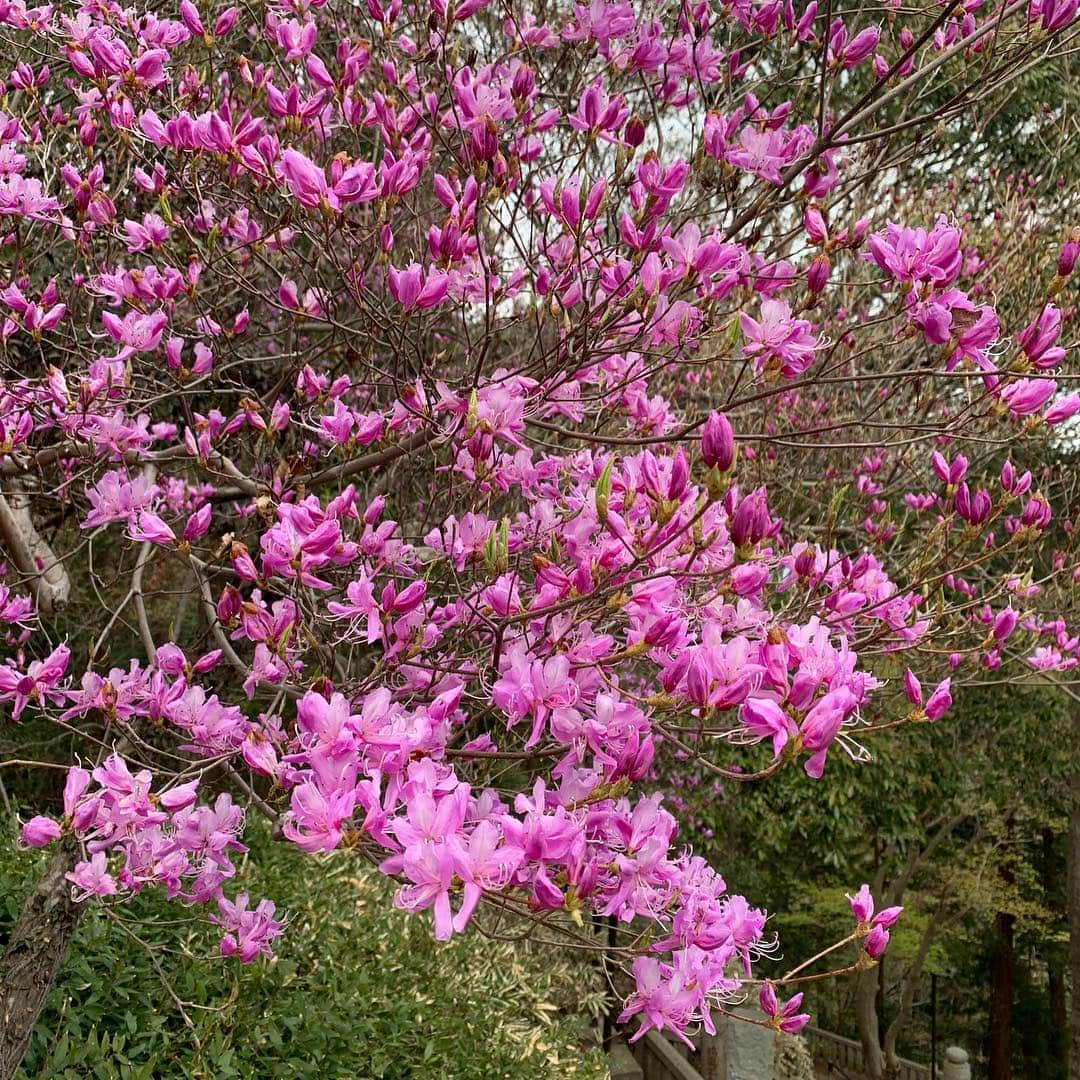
[931,451,950,483]
[781,1009,811,1034]
[1045,394,1080,426]
[903,669,922,706]
[701,411,735,472]
[214,6,239,35]
[992,607,1018,642]
[1058,234,1079,278]
[1000,460,1015,492]
[685,652,711,705]
[924,678,952,721]
[848,883,874,923]
[179,0,204,36]
[183,504,212,541]
[803,206,828,245]
[192,650,223,674]
[954,482,971,520]
[624,115,646,147]
[807,254,830,293]
[873,905,903,929]
[21,815,61,847]
[159,780,200,811]
[391,579,427,613]
[668,449,689,499]
[864,924,891,959]
[843,25,880,66]
[217,585,242,623]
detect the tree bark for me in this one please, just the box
[884,898,943,1070]
[1043,828,1067,1076]
[856,965,886,1080]
[0,482,70,615]
[856,814,965,1080]
[0,837,83,1080]
[1051,956,1068,1076]
[988,859,1015,1080]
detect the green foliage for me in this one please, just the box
[0,820,607,1080]
[671,680,1072,1068]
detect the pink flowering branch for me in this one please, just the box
[0,0,1075,1067]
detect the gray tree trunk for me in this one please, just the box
[856,965,886,1080]
[0,837,83,1080]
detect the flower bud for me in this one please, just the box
[864,924,891,959]
[217,585,243,623]
[729,494,757,547]
[807,254,830,293]
[848,883,874,923]
[700,410,735,472]
[159,780,200,812]
[954,482,971,521]
[668,449,689,500]
[1058,229,1079,277]
[873,906,903,929]
[924,678,952,721]
[992,607,1018,642]
[595,457,614,521]
[391,579,427,613]
[803,206,828,245]
[21,815,61,848]
[794,547,816,578]
[903,669,922,706]
[624,115,646,148]
[685,652,711,705]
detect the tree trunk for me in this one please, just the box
[884,899,943,1071]
[856,965,886,1080]
[1043,828,1067,1076]
[1051,957,1068,1076]
[0,837,83,1080]
[1071,717,1080,1080]
[988,904,1015,1080]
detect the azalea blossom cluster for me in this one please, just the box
[0,0,1076,1053]
[21,754,281,952]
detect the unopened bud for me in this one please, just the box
[1057,228,1080,277]
[807,254,830,293]
[595,457,614,521]
[624,115,646,148]
[803,206,828,245]
[700,410,736,472]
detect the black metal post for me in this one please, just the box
[930,972,938,1080]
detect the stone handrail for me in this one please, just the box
[617,1013,946,1080]
[802,1025,931,1080]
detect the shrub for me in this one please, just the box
[2,819,606,1080]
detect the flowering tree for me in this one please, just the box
[0,0,1076,1072]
